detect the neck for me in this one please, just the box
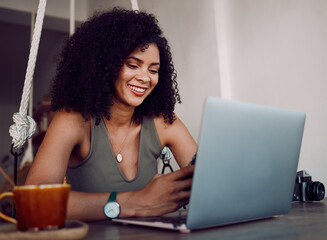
[106,99,135,128]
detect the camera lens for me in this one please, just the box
[305,181,325,201]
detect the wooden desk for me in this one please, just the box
[85,199,327,240]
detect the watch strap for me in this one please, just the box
[108,192,117,202]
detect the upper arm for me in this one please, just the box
[154,115,197,168]
[25,110,90,185]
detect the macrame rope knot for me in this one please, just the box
[9,112,36,150]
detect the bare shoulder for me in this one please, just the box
[153,114,191,145]
[153,114,183,133]
[45,109,91,145]
[51,109,88,125]
[51,109,89,129]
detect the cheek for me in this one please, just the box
[115,70,132,88]
[118,66,134,80]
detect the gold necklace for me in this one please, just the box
[104,120,133,163]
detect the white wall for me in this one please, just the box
[216,0,327,186]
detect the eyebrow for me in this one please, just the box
[126,56,160,66]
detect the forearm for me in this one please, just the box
[67,191,138,221]
[67,191,109,221]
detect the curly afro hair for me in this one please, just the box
[50,8,181,125]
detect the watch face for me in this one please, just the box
[104,202,120,218]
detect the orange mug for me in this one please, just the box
[0,184,70,230]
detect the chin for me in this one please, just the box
[127,98,146,107]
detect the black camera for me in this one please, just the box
[293,170,325,202]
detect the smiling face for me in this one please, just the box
[113,43,160,108]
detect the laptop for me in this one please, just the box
[113,97,306,232]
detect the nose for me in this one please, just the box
[136,68,150,82]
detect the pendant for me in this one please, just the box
[116,153,123,163]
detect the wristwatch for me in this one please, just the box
[104,192,120,219]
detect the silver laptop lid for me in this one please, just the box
[187,97,306,230]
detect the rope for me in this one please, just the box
[131,0,139,11]
[9,0,47,150]
[70,0,75,36]
[20,8,36,168]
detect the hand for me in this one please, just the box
[118,165,194,217]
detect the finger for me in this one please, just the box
[166,165,195,181]
[173,189,191,202]
[173,177,193,191]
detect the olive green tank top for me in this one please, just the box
[66,115,162,193]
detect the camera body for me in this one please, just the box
[293,170,325,202]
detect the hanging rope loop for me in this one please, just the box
[9,113,36,150]
[10,143,25,158]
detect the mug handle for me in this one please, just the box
[0,192,18,225]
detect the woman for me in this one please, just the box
[25,8,197,221]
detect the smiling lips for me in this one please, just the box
[128,84,147,96]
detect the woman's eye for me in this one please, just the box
[149,69,158,74]
[127,63,138,69]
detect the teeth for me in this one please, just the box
[129,85,146,93]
